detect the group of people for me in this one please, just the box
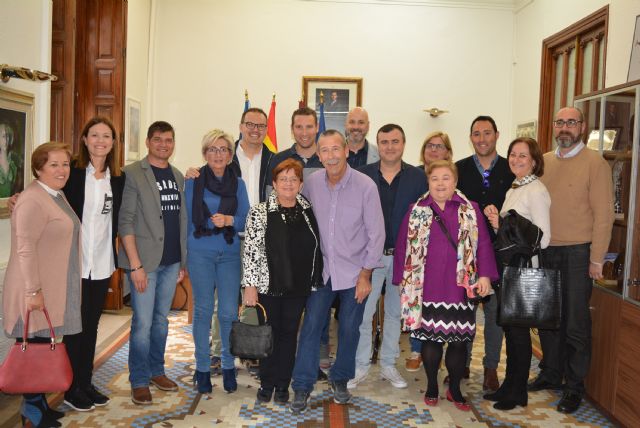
[2,103,614,427]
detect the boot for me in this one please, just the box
[483,368,500,392]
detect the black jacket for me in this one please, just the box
[494,209,543,267]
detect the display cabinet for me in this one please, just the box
[574,80,640,427]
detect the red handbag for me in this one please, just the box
[0,308,73,394]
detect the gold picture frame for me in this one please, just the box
[302,76,363,135]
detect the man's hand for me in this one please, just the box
[177,268,185,283]
[354,269,372,304]
[131,268,148,293]
[589,262,604,280]
[476,276,492,297]
[185,167,200,180]
[244,287,258,306]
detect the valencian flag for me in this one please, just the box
[317,91,326,141]
[239,89,250,140]
[264,94,277,152]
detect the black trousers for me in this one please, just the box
[63,277,110,391]
[539,244,592,393]
[501,326,531,402]
[256,293,307,390]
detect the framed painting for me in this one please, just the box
[0,87,34,218]
[515,120,537,139]
[302,76,363,135]
[125,98,141,163]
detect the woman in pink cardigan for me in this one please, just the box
[2,142,82,428]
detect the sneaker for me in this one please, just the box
[347,366,369,389]
[290,390,310,414]
[380,366,408,388]
[405,352,423,372]
[64,388,95,412]
[274,387,290,404]
[150,375,179,391]
[83,384,110,406]
[330,381,352,404]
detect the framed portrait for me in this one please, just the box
[125,98,141,163]
[515,120,537,139]
[0,87,34,219]
[595,100,632,151]
[302,76,363,135]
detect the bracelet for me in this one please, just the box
[25,288,41,297]
[130,265,144,272]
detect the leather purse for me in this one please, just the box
[498,254,562,329]
[230,303,274,359]
[0,308,73,394]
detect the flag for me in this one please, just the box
[317,95,326,142]
[264,95,277,153]
[239,90,250,141]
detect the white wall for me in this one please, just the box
[0,0,52,267]
[149,0,515,171]
[512,0,640,135]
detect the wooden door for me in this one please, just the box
[50,0,76,145]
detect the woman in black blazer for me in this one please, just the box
[61,116,125,413]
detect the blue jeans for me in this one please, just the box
[128,262,180,388]
[355,255,401,369]
[188,250,240,371]
[292,279,367,392]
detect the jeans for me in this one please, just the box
[355,255,401,369]
[292,279,367,392]
[188,250,241,372]
[128,262,180,388]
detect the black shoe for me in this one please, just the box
[63,388,95,412]
[557,391,582,414]
[290,390,311,414]
[83,384,110,406]
[37,395,65,420]
[330,381,352,404]
[494,399,527,410]
[483,389,507,402]
[527,376,562,392]
[274,387,290,404]
[257,387,273,403]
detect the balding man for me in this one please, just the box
[345,107,379,168]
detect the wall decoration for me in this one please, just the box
[627,15,640,82]
[125,98,141,162]
[302,76,362,135]
[515,121,537,139]
[0,87,34,218]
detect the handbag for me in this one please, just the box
[498,252,562,329]
[0,308,73,394]
[230,303,273,359]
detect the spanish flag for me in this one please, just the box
[264,95,277,153]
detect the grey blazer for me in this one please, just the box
[118,156,187,271]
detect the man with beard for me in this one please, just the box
[345,107,379,168]
[530,106,613,414]
[455,116,514,392]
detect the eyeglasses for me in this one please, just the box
[482,170,491,188]
[206,146,229,155]
[243,121,267,131]
[276,176,300,184]
[425,143,446,151]
[553,119,583,128]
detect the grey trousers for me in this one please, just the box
[466,293,504,369]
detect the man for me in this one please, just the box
[345,107,379,168]
[289,130,384,414]
[266,107,323,186]
[231,107,275,205]
[530,106,614,414]
[455,115,514,392]
[348,124,427,390]
[119,121,187,405]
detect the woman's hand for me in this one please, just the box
[476,276,492,297]
[185,167,200,180]
[210,213,227,228]
[25,292,45,311]
[244,287,258,307]
[484,204,500,230]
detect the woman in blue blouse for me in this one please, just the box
[185,129,249,394]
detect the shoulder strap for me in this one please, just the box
[433,211,457,251]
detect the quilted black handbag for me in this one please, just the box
[498,254,562,329]
[230,303,274,359]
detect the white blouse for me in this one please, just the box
[500,178,551,250]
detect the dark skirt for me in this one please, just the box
[410,301,476,343]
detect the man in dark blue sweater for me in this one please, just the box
[455,115,514,392]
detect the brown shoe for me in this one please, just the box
[405,352,423,372]
[483,368,500,392]
[150,375,179,391]
[131,386,153,405]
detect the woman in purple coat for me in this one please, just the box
[393,160,498,411]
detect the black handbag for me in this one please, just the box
[498,253,562,329]
[230,303,274,359]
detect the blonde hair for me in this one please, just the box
[420,131,453,164]
[201,129,235,157]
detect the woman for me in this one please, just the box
[243,158,323,404]
[393,160,498,411]
[3,142,82,428]
[406,131,454,372]
[185,129,249,394]
[61,117,124,411]
[482,138,551,410]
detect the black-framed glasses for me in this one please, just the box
[243,121,267,131]
[206,147,229,155]
[553,119,583,128]
[482,170,491,188]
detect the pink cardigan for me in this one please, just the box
[2,181,81,337]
